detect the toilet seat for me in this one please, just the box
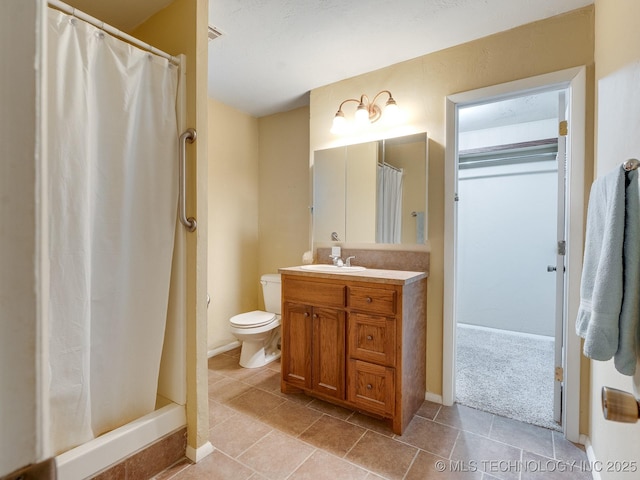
[230,310,276,329]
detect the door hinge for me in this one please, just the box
[555,366,564,382]
[557,240,566,256]
[559,120,568,137]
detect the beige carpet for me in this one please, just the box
[455,324,561,431]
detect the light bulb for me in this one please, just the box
[384,99,400,124]
[355,104,370,126]
[330,111,346,134]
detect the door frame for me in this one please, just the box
[443,66,586,443]
[553,91,568,424]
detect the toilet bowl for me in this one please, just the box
[229,273,282,368]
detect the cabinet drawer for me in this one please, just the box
[348,286,396,315]
[348,313,396,366]
[283,278,346,308]
[347,359,395,417]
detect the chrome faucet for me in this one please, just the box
[330,254,344,266]
[330,254,356,268]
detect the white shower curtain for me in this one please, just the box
[376,164,403,243]
[47,9,179,454]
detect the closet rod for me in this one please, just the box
[47,0,180,66]
[623,158,639,171]
[459,151,557,168]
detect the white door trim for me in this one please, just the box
[443,66,586,443]
[554,91,568,425]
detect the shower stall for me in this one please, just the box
[47,3,193,477]
[1,1,201,478]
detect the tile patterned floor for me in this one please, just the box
[156,348,591,480]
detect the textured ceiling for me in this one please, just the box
[208,0,593,117]
[61,0,594,118]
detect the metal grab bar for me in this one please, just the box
[179,128,197,232]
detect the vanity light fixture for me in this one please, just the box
[331,90,400,134]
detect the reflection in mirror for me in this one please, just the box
[313,133,427,245]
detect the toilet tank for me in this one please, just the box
[261,273,282,314]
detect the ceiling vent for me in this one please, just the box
[208,25,223,41]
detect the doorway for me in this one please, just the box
[443,67,587,442]
[454,89,564,430]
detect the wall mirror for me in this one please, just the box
[313,132,428,245]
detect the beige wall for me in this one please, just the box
[258,107,311,282]
[133,0,210,455]
[310,7,595,398]
[205,104,308,340]
[207,98,260,347]
[588,0,640,476]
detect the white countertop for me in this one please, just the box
[278,266,427,285]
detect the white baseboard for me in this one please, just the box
[583,435,600,480]
[425,392,443,404]
[208,341,241,358]
[457,323,554,342]
[579,434,589,447]
[186,441,214,463]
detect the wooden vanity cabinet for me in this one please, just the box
[280,271,426,434]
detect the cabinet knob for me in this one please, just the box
[366,297,372,303]
[313,313,318,319]
[366,384,373,390]
[366,335,373,341]
[304,312,309,317]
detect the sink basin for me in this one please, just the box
[299,264,366,273]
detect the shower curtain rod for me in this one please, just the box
[47,0,180,66]
[378,161,403,173]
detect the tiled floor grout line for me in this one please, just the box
[446,428,462,461]
[430,403,443,422]
[282,445,319,480]
[518,447,524,480]
[487,410,496,438]
[214,447,262,479]
[400,449,421,480]
[342,428,368,459]
[214,412,275,463]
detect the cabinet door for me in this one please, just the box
[312,307,346,399]
[281,303,312,390]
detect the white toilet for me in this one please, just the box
[229,273,282,368]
